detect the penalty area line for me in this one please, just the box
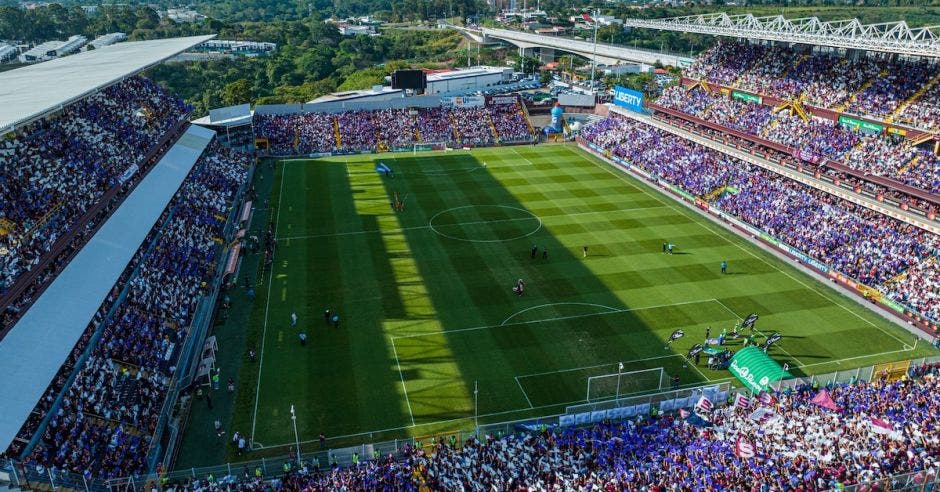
[390,337,417,427]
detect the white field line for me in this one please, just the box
[797,346,916,369]
[514,376,535,409]
[250,162,286,445]
[516,354,682,380]
[390,338,417,426]
[501,302,621,326]
[572,148,913,351]
[391,298,720,341]
[510,146,537,166]
[252,340,917,450]
[276,205,668,241]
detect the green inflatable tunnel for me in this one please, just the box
[728,346,791,393]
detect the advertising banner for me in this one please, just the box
[839,115,884,134]
[613,86,644,113]
[880,297,907,315]
[118,164,139,184]
[731,91,762,104]
[442,96,485,108]
[486,95,518,106]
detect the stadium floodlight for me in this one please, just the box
[586,367,667,403]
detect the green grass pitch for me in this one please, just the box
[233,143,934,451]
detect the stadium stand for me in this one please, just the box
[654,86,940,203]
[580,114,940,322]
[99,364,940,490]
[18,142,248,479]
[253,100,535,156]
[683,41,940,132]
[0,76,192,335]
[0,37,251,485]
[3,23,939,492]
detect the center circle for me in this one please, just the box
[428,205,542,243]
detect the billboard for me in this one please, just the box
[486,95,518,106]
[731,91,761,104]
[839,115,884,134]
[558,93,596,107]
[442,96,484,108]
[612,85,643,113]
[391,70,427,90]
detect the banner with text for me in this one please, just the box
[442,96,485,108]
[613,86,644,113]
[731,91,762,105]
[839,115,884,134]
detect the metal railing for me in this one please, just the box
[3,354,938,490]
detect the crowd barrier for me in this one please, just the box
[2,354,937,491]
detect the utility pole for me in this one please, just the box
[474,381,479,433]
[290,405,301,463]
[616,362,623,401]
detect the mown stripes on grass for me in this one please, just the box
[240,144,933,451]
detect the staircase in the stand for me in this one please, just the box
[0,218,16,237]
[887,72,940,124]
[782,53,810,82]
[487,114,499,142]
[759,117,781,138]
[898,155,919,176]
[449,111,461,144]
[332,116,342,148]
[836,70,884,112]
[412,113,421,143]
[702,185,728,202]
[519,104,536,136]
[26,202,63,239]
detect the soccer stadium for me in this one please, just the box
[0,8,939,492]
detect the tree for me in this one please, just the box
[222,78,253,105]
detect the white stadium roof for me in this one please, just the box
[0,35,215,133]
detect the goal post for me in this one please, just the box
[585,367,668,402]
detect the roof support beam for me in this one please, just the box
[622,13,940,58]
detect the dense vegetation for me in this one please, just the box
[0,4,218,43]
[3,0,937,116]
[147,24,466,114]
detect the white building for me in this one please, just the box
[89,33,127,49]
[424,66,513,95]
[0,43,17,63]
[308,85,403,104]
[164,8,206,23]
[338,24,375,36]
[198,40,277,54]
[19,36,87,63]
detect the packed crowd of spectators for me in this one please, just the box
[656,86,940,194]
[21,142,249,480]
[159,365,940,490]
[254,105,534,155]
[683,41,939,130]
[581,115,940,321]
[0,76,190,331]
[896,81,940,131]
[883,257,940,322]
[253,113,335,156]
[487,102,533,143]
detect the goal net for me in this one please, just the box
[586,367,667,402]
